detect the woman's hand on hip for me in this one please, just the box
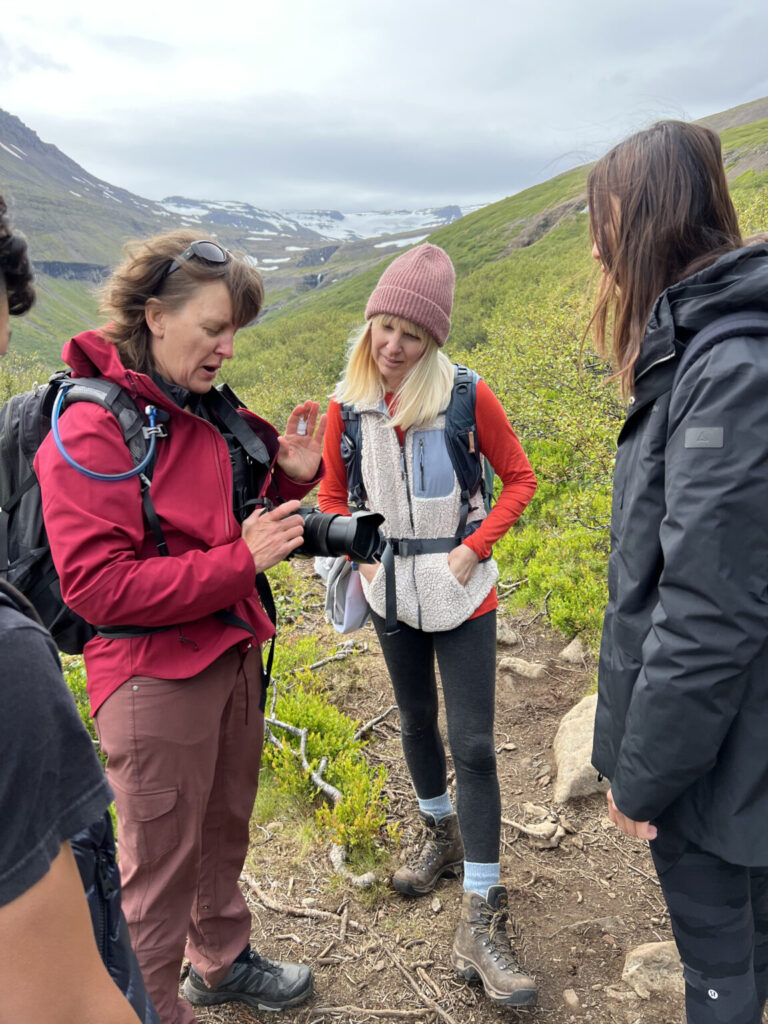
[606,789,657,841]
[241,500,305,573]
[277,401,327,482]
[447,543,479,586]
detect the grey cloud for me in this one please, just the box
[11,0,768,214]
[89,34,178,60]
[49,102,561,210]
[0,36,69,76]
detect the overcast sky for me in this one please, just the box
[3,0,767,212]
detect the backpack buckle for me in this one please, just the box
[142,423,168,439]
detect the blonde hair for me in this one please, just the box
[100,230,264,374]
[334,314,453,430]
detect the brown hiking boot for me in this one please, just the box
[392,812,464,895]
[451,884,537,1006]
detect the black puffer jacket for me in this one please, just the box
[592,242,768,866]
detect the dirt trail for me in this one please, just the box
[190,575,687,1024]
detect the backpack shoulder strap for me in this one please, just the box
[56,375,168,555]
[673,311,768,393]
[57,376,156,473]
[340,403,367,510]
[443,364,485,538]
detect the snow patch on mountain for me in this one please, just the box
[158,196,483,243]
[374,234,429,249]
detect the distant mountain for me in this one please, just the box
[3,98,768,362]
[0,108,477,268]
[158,196,476,243]
[0,107,483,357]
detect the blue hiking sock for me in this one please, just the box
[463,861,500,896]
[417,791,454,823]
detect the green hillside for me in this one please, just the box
[221,114,768,645]
[10,275,100,364]
[5,102,768,646]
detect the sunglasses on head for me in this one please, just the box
[161,240,230,282]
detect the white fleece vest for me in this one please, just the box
[355,401,498,632]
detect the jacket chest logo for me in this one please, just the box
[684,427,723,449]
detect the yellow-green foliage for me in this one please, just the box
[262,562,393,854]
[263,673,391,853]
[61,656,94,739]
[0,350,50,402]
[455,297,624,642]
[733,184,768,236]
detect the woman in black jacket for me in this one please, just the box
[588,121,768,1024]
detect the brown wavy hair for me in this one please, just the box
[100,230,264,374]
[587,121,742,395]
[0,195,35,315]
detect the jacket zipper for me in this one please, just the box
[633,350,675,385]
[399,436,421,629]
[418,438,425,492]
[95,846,115,963]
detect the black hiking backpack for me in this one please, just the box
[0,372,165,655]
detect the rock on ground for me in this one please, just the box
[560,636,587,664]
[498,655,546,679]
[622,941,684,999]
[497,619,521,646]
[552,693,609,804]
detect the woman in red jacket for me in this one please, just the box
[318,243,538,1006]
[35,232,324,1024]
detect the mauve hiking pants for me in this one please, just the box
[95,644,264,1024]
[370,608,501,863]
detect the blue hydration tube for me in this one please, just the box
[51,384,160,481]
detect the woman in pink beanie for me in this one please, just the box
[318,243,539,1006]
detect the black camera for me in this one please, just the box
[294,507,384,563]
[209,384,384,562]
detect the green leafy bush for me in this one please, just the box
[454,296,623,643]
[263,672,393,854]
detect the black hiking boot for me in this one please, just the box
[392,811,464,896]
[182,948,313,1011]
[451,884,537,1006]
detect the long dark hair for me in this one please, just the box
[587,120,742,395]
[0,195,35,315]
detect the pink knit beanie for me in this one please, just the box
[364,243,455,346]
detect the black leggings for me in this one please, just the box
[370,609,500,863]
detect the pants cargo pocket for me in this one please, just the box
[110,779,180,864]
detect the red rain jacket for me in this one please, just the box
[35,330,318,714]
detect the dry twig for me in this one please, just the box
[242,874,366,933]
[380,944,457,1024]
[354,704,398,740]
[313,1008,432,1020]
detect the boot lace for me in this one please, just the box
[244,950,282,976]
[407,818,453,869]
[472,903,526,972]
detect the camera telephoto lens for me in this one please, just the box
[293,508,384,563]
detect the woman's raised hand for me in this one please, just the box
[277,401,327,482]
[241,500,305,573]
